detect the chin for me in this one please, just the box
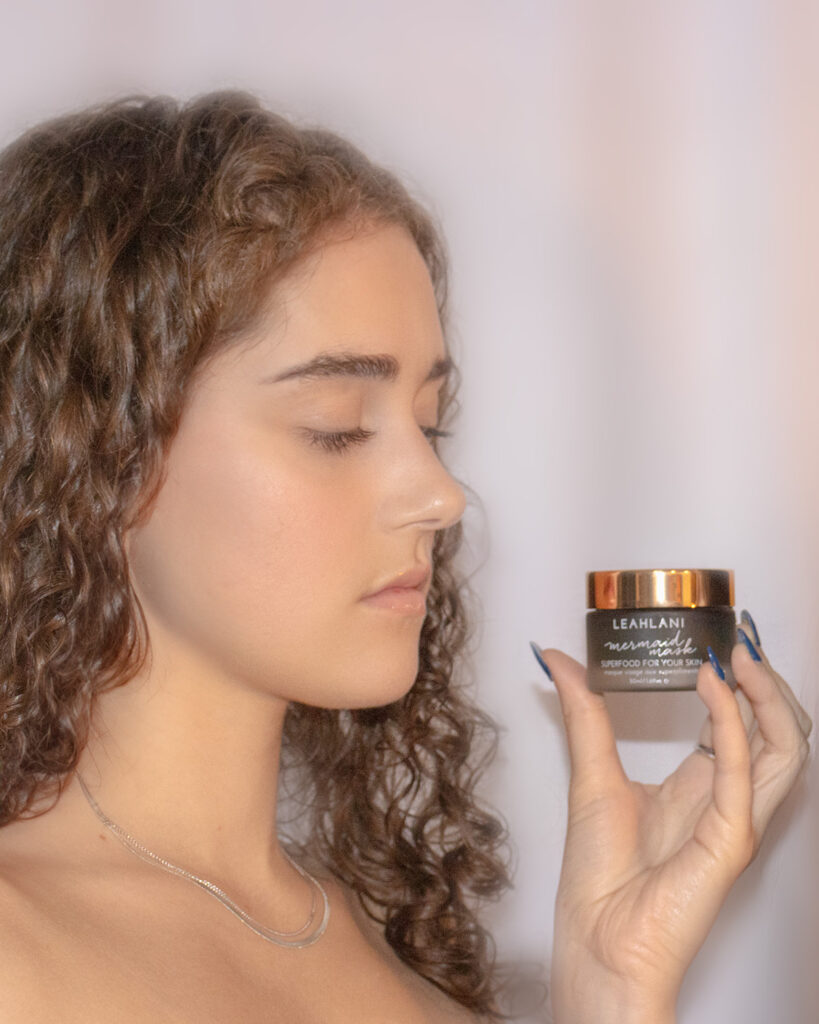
[305,668,419,711]
[288,628,421,709]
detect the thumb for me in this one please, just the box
[532,644,628,795]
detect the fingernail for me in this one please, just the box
[740,609,761,647]
[706,646,726,680]
[737,627,762,662]
[529,641,553,681]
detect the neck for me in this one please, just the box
[73,643,291,887]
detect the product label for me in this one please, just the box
[586,608,736,692]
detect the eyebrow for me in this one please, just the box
[264,351,453,386]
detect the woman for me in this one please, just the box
[0,90,810,1023]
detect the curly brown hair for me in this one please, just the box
[0,90,546,1019]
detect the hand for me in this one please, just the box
[532,622,812,1024]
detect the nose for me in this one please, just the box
[419,469,467,531]
[385,442,467,533]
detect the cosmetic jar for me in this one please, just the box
[586,569,736,692]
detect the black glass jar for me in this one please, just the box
[586,569,737,692]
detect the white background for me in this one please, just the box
[1,3,816,1021]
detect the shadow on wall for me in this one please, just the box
[534,685,707,744]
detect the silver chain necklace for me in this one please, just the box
[75,772,330,949]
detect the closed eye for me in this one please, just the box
[304,426,452,455]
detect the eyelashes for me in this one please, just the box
[305,426,453,455]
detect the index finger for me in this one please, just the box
[740,615,813,737]
[732,639,810,755]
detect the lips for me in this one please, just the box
[364,564,431,598]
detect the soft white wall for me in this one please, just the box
[1,3,815,1021]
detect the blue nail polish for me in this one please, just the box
[740,609,761,647]
[529,641,553,681]
[707,646,726,680]
[737,627,762,662]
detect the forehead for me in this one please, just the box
[255,222,447,374]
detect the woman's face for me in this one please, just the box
[124,222,466,709]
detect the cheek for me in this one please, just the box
[125,431,381,684]
[217,452,363,615]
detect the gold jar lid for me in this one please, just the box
[587,569,734,610]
